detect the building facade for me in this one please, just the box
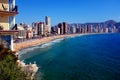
[57,22,68,34]
[0,0,18,50]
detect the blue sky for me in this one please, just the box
[16,0,120,26]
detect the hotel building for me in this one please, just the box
[0,0,18,50]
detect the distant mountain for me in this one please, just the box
[104,20,116,25]
[68,20,120,28]
[104,20,116,27]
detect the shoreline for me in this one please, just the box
[13,34,82,52]
[13,33,106,52]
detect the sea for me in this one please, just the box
[19,33,120,80]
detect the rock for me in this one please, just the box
[17,60,38,79]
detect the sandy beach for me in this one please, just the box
[13,34,85,52]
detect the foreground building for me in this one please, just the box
[0,0,18,50]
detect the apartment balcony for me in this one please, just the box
[0,24,18,34]
[0,30,18,35]
[0,3,18,16]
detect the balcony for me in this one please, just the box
[0,11,18,16]
[0,30,19,35]
[11,24,17,30]
[0,3,18,16]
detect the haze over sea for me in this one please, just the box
[19,33,120,80]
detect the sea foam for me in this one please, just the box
[18,38,65,56]
[40,38,64,48]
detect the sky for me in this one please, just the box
[16,0,120,26]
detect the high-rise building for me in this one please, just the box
[86,25,90,33]
[79,25,82,33]
[90,25,93,33]
[0,0,18,50]
[57,27,61,34]
[45,16,51,34]
[71,24,76,34]
[105,27,109,33]
[57,22,68,34]
[69,26,73,34]
[58,23,63,34]
[32,22,39,36]
[113,26,117,33]
[63,22,68,34]
[32,21,49,36]
[39,22,44,35]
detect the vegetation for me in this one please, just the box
[0,45,31,80]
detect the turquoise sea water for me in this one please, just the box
[20,33,120,80]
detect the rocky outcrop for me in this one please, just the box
[17,60,38,80]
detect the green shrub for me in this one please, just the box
[0,45,31,80]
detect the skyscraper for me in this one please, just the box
[71,24,76,34]
[58,23,63,34]
[63,22,68,34]
[45,16,51,34]
[39,22,44,35]
[40,22,47,36]
[32,22,39,35]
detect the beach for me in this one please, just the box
[13,34,84,52]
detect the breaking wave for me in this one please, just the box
[40,38,65,48]
[18,38,65,57]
